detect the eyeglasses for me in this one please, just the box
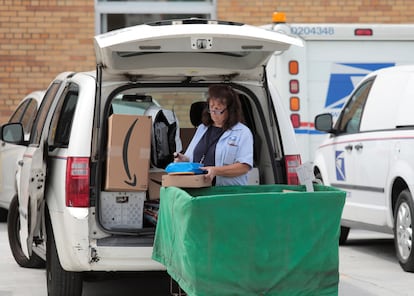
[208,108,227,115]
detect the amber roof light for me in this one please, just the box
[272,12,287,23]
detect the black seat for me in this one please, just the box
[180,101,207,152]
[189,101,207,127]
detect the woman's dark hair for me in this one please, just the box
[201,84,242,130]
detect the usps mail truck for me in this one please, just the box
[264,12,414,162]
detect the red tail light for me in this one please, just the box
[66,157,90,207]
[290,113,301,128]
[354,28,373,36]
[285,154,301,185]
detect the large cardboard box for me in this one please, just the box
[162,174,212,188]
[105,114,151,191]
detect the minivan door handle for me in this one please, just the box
[345,144,353,151]
[354,143,363,150]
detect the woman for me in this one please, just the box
[174,84,253,186]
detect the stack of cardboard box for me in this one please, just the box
[103,114,152,229]
[105,114,211,219]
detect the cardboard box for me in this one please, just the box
[148,169,167,200]
[162,174,212,188]
[105,114,151,191]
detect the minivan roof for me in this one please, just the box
[94,19,303,80]
[359,64,414,130]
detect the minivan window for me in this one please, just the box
[9,98,38,134]
[49,84,79,147]
[336,79,374,134]
[9,99,37,134]
[20,99,39,134]
[111,90,206,128]
[30,82,62,145]
[8,99,30,123]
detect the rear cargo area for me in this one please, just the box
[96,87,282,236]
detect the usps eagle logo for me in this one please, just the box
[335,150,346,181]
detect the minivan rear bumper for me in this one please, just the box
[50,208,164,272]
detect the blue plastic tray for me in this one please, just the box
[165,162,205,175]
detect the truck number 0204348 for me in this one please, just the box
[291,26,335,36]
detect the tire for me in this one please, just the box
[46,211,83,296]
[314,170,350,245]
[7,195,45,268]
[394,189,414,272]
[0,207,7,222]
[339,226,350,245]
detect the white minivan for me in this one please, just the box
[0,90,46,269]
[0,90,44,222]
[313,65,414,272]
[1,19,303,295]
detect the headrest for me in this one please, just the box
[190,101,207,127]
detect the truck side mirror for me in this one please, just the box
[314,113,334,133]
[1,123,24,144]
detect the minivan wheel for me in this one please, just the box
[7,195,45,268]
[339,226,350,245]
[394,189,414,272]
[46,211,83,296]
[0,207,7,222]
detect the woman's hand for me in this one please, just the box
[200,166,217,183]
[173,152,189,162]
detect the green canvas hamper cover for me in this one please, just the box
[152,184,346,296]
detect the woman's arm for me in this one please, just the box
[175,124,207,163]
[201,162,250,182]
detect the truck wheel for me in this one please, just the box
[46,211,83,296]
[394,189,414,272]
[7,195,45,268]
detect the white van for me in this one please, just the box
[0,90,46,269]
[313,64,414,272]
[0,90,44,222]
[1,19,303,295]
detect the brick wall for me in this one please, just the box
[218,0,414,25]
[1,0,414,123]
[0,0,95,123]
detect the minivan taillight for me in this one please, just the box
[285,154,301,185]
[66,157,90,207]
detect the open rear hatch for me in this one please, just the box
[94,19,303,81]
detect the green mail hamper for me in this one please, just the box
[152,184,346,296]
